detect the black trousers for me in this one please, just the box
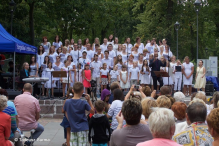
[152,76,163,90]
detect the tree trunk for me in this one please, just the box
[29,1,35,46]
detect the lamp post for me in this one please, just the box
[174,21,180,59]
[194,0,201,61]
[9,0,16,34]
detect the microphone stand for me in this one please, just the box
[67,67,70,91]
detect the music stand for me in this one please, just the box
[52,71,67,99]
[154,71,169,78]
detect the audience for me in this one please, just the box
[142,86,151,97]
[141,98,158,124]
[0,95,14,146]
[156,95,171,108]
[160,85,171,96]
[207,108,219,146]
[64,82,94,146]
[173,101,213,145]
[213,91,219,109]
[171,102,187,123]
[101,89,111,113]
[14,83,44,146]
[173,92,185,102]
[109,81,120,104]
[89,100,111,146]
[137,108,181,146]
[110,99,153,146]
[190,92,197,101]
[107,89,125,131]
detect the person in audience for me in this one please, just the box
[156,95,171,108]
[207,108,219,146]
[173,102,213,145]
[142,86,152,98]
[14,83,44,146]
[111,99,153,146]
[160,85,172,96]
[109,81,120,104]
[171,102,187,123]
[137,108,181,146]
[101,89,111,113]
[107,89,125,132]
[173,92,185,102]
[0,95,14,146]
[64,82,94,146]
[191,92,197,101]
[61,87,73,146]
[195,92,212,114]
[182,56,194,97]
[124,85,147,101]
[141,98,158,124]
[89,100,111,146]
[213,91,219,109]
[2,95,22,146]
[20,62,29,89]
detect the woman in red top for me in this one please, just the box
[83,63,92,94]
[0,95,14,146]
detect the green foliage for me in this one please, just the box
[0,0,218,65]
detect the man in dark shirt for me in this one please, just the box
[149,55,166,90]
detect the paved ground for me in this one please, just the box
[23,118,65,146]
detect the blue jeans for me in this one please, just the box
[25,123,44,146]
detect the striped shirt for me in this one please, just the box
[3,106,17,138]
[108,100,125,130]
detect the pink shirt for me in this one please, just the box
[137,138,182,146]
[14,92,41,130]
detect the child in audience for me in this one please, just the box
[83,63,92,94]
[129,61,140,85]
[101,89,111,113]
[89,100,111,146]
[64,82,94,146]
[109,65,119,85]
[140,60,150,87]
[61,87,73,146]
[120,65,129,90]
[45,62,55,97]
[100,63,110,92]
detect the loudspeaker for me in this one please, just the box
[205,84,214,96]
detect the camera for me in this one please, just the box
[82,94,86,97]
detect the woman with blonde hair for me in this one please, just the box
[141,98,158,124]
[194,60,206,92]
[156,95,171,109]
[92,37,100,51]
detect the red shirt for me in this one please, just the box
[0,112,12,146]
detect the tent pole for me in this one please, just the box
[13,52,15,90]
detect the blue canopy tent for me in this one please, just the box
[0,24,37,90]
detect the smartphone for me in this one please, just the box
[82,94,86,97]
[135,85,140,90]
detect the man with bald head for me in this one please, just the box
[14,83,44,146]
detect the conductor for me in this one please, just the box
[149,55,166,90]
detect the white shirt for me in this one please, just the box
[41,42,51,54]
[90,61,102,78]
[70,50,82,64]
[81,46,87,52]
[102,57,114,70]
[52,41,62,50]
[79,58,91,69]
[37,52,47,67]
[131,51,139,61]
[60,53,69,63]
[121,53,128,63]
[130,67,140,80]
[163,51,173,60]
[113,44,118,52]
[123,43,133,54]
[52,62,64,71]
[110,70,119,79]
[109,50,116,59]
[86,50,95,61]
[100,44,108,53]
[143,54,150,60]
[134,43,144,54]
[49,52,58,63]
[145,43,154,54]
[100,69,109,76]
